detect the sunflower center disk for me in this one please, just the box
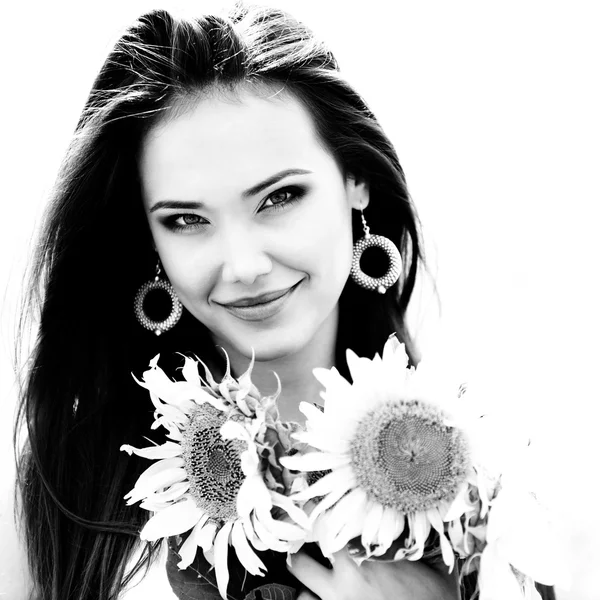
[207,445,233,482]
[350,400,469,513]
[181,404,245,521]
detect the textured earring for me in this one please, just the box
[134,260,183,335]
[350,207,402,294]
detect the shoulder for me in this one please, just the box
[405,259,441,360]
[1,376,32,600]
[1,482,178,600]
[118,541,178,600]
[0,465,32,600]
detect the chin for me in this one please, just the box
[229,327,315,364]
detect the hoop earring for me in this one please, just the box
[134,261,183,335]
[350,208,402,294]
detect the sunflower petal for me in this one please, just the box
[237,349,255,389]
[478,543,522,600]
[181,355,202,386]
[331,518,364,556]
[345,350,377,388]
[204,548,216,566]
[279,451,350,472]
[427,508,455,571]
[270,491,310,529]
[145,481,190,506]
[252,514,293,552]
[321,489,368,555]
[237,474,270,520]
[374,506,400,555]
[125,468,187,505]
[220,419,251,443]
[391,512,406,541]
[291,466,355,501]
[382,334,406,365]
[447,519,467,556]
[231,521,266,576]
[140,497,204,541]
[297,401,327,424]
[150,401,189,425]
[361,501,384,549]
[405,512,431,560]
[154,419,184,442]
[124,457,186,504]
[242,518,268,552]
[443,482,473,522]
[255,506,306,542]
[214,522,234,600]
[120,441,182,460]
[291,430,348,454]
[312,367,347,392]
[488,487,564,585]
[308,478,355,523]
[197,520,218,552]
[177,514,210,569]
[240,446,261,476]
[140,367,200,411]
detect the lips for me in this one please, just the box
[221,286,293,308]
[217,280,302,322]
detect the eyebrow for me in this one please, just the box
[241,168,312,198]
[148,168,312,213]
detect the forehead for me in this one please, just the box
[139,86,335,203]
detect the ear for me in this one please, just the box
[345,174,370,210]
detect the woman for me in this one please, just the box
[13,4,553,600]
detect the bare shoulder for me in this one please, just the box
[0,462,32,600]
[119,541,178,600]
[405,259,442,359]
[0,391,32,599]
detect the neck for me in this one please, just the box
[211,310,338,423]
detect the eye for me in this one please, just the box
[180,214,202,226]
[259,185,306,212]
[163,213,208,232]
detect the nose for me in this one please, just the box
[219,226,273,285]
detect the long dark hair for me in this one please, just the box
[15,5,425,599]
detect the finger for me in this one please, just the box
[327,547,365,579]
[329,548,356,569]
[288,551,332,599]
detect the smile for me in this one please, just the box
[219,281,302,322]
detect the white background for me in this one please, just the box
[1,1,599,598]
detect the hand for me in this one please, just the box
[289,549,458,600]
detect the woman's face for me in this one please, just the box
[139,87,368,361]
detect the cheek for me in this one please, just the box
[150,230,217,302]
[288,198,354,279]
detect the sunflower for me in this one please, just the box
[475,460,568,600]
[121,353,308,599]
[280,335,483,570]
